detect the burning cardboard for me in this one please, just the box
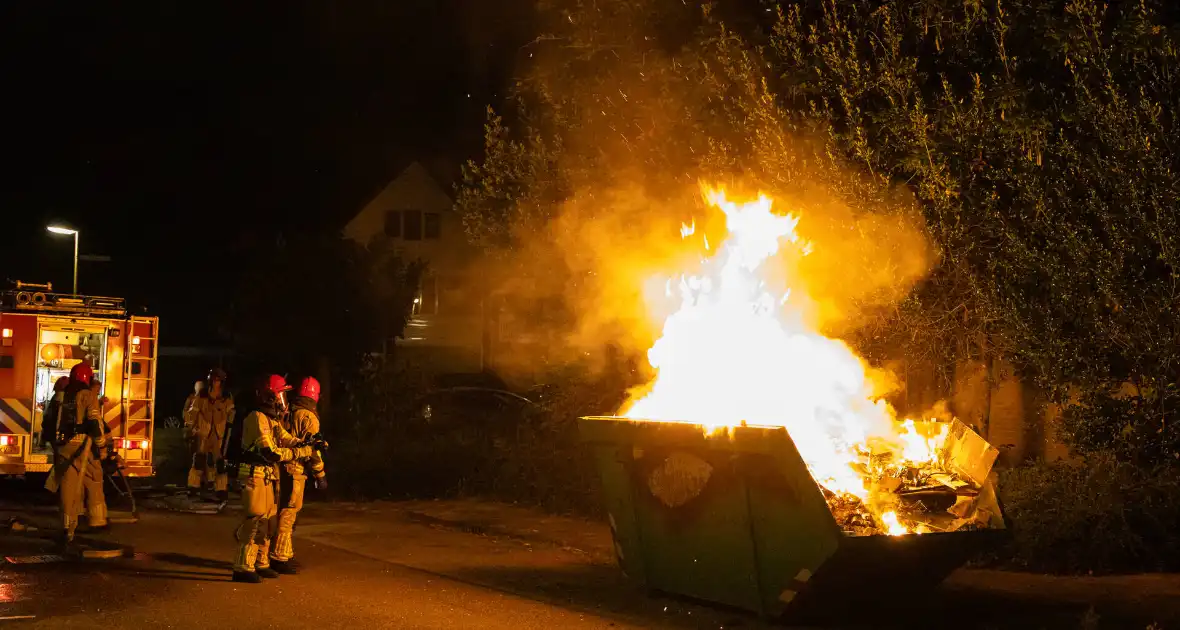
[944,419,1000,486]
[820,419,1002,535]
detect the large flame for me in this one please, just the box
[622,186,945,534]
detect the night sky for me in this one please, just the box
[2,1,530,343]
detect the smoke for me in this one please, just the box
[465,1,933,386]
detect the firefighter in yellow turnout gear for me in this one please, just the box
[186,368,235,501]
[82,379,112,532]
[44,362,109,549]
[269,376,327,574]
[231,375,321,583]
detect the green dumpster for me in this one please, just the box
[579,416,1007,620]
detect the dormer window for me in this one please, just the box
[384,211,402,238]
[425,212,441,239]
[404,210,423,241]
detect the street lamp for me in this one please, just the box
[46,226,79,295]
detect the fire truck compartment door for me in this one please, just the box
[33,322,110,438]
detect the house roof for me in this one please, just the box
[343,160,456,243]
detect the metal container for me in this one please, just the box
[579,416,1007,620]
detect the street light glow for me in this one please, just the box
[46,225,80,294]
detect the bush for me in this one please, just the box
[324,358,429,500]
[326,359,619,514]
[479,372,621,516]
[994,453,1180,574]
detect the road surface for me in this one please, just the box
[3,489,1178,629]
[0,495,760,629]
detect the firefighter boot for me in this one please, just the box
[232,571,263,584]
[270,559,298,575]
[57,535,83,558]
[255,538,279,578]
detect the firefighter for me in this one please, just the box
[39,376,70,450]
[44,362,108,549]
[81,379,111,532]
[231,374,321,583]
[269,376,328,574]
[187,368,235,501]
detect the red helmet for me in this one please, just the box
[257,374,292,410]
[69,362,94,386]
[261,374,292,395]
[297,377,321,402]
[53,376,70,392]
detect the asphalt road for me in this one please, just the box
[0,492,761,629]
[3,486,1177,629]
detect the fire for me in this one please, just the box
[621,185,953,535]
[900,419,949,464]
[880,511,908,536]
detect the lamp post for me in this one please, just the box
[46,226,79,295]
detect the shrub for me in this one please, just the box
[327,358,619,514]
[994,453,1180,574]
[481,372,621,516]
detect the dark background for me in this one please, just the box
[1,1,533,344]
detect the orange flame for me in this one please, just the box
[622,185,943,534]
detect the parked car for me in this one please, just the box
[411,385,537,441]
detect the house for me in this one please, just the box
[344,161,484,370]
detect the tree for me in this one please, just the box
[223,231,421,409]
[766,0,1180,463]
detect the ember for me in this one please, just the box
[621,186,1001,536]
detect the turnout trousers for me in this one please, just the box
[232,465,278,573]
[83,456,108,528]
[45,437,91,542]
[188,439,228,493]
[270,468,306,563]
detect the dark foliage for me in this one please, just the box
[224,232,421,403]
[329,359,621,516]
[765,0,1180,463]
[995,454,1180,574]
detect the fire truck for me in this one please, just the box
[0,282,158,478]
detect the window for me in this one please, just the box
[384,211,402,238]
[403,210,423,241]
[424,212,441,239]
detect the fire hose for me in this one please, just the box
[102,451,138,520]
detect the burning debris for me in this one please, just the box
[618,186,1005,536]
[825,419,1001,536]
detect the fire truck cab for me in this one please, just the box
[0,282,158,478]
